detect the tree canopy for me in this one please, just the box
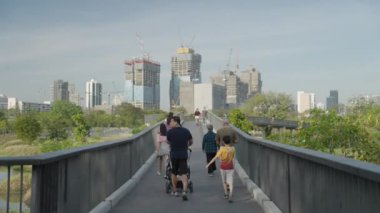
[242,92,293,120]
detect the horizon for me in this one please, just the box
[1,0,379,110]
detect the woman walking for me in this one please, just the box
[155,123,170,175]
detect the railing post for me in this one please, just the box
[31,163,59,213]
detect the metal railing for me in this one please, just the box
[209,111,380,213]
[0,121,161,213]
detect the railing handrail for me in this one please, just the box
[209,111,380,183]
[0,121,162,166]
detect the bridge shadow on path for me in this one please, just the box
[110,121,264,213]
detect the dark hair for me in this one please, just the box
[160,123,167,136]
[223,135,231,144]
[171,116,181,126]
[166,112,174,125]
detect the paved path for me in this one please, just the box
[110,121,264,213]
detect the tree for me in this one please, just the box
[51,101,83,123]
[40,113,69,140]
[14,113,42,144]
[85,110,113,127]
[242,92,293,119]
[114,103,144,127]
[72,114,90,142]
[228,109,253,134]
[242,92,293,136]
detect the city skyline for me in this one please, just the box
[1,0,379,110]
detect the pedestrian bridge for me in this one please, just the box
[0,112,379,213]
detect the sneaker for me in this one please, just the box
[228,198,233,203]
[171,191,178,197]
[224,194,229,199]
[208,173,213,177]
[182,192,188,201]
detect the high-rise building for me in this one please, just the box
[0,94,8,110]
[69,84,81,106]
[170,47,202,108]
[297,91,315,114]
[85,79,102,109]
[239,67,262,99]
[52,80,69,102]
[326,90,339,110]
[124,58,160,110]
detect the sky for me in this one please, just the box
[0,0,379,111]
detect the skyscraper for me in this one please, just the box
[52,80,69,102]
[326,90,339,110]
[170,47,202,109]
[297,91,315,114]
[85,79,102,109]
[124,58,160,110]
[239,67,262,98]
[69,84,81,106]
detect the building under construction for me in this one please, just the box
[170,47,202,109]
[124,58,160,110]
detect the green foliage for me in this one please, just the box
[14,113,42,144]
[39,139,75,153]
[114,103,144,128]
[51,100,83,124]
[298,109,368,155]
[72,114,90,142]
[39,112,69,140]
[85,110,113,127]
[228,109,253,134]
[131,124,147,134]
[242,92,293,120]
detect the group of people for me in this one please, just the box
[194,107,208,125]
[154,111,238,203]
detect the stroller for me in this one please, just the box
[165,148,194,194]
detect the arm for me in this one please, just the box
[206,154,219,168]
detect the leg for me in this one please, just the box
[220,170,228,197]
[210,152,217,172]
[157,156,162,175]
[179,159,189,201]
[226,170,234,202]
[171,159,179,195]
[206,153,214,174]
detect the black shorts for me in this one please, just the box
[171,158,188,175]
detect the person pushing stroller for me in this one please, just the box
[167,116,193,201]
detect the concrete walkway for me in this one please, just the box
[110,121,264,213]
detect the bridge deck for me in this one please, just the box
[110,121,263,213]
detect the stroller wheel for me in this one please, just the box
[189,182,194,193]
[165,182,171,194]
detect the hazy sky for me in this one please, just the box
[1,0,379,110]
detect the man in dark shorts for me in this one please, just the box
[167,116,193,201]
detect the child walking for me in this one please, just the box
[155,123,170,175]
[206,135,236,203]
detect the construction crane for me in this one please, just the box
[136,33,150,59]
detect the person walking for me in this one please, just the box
[167,116,193,201]
[201,107,208,124]
[206,135,236,203]
[194,108,201,125]
[155,123,170,176]
[202,124,218,176]
[216,120,238,146]
[165,112,174,131]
